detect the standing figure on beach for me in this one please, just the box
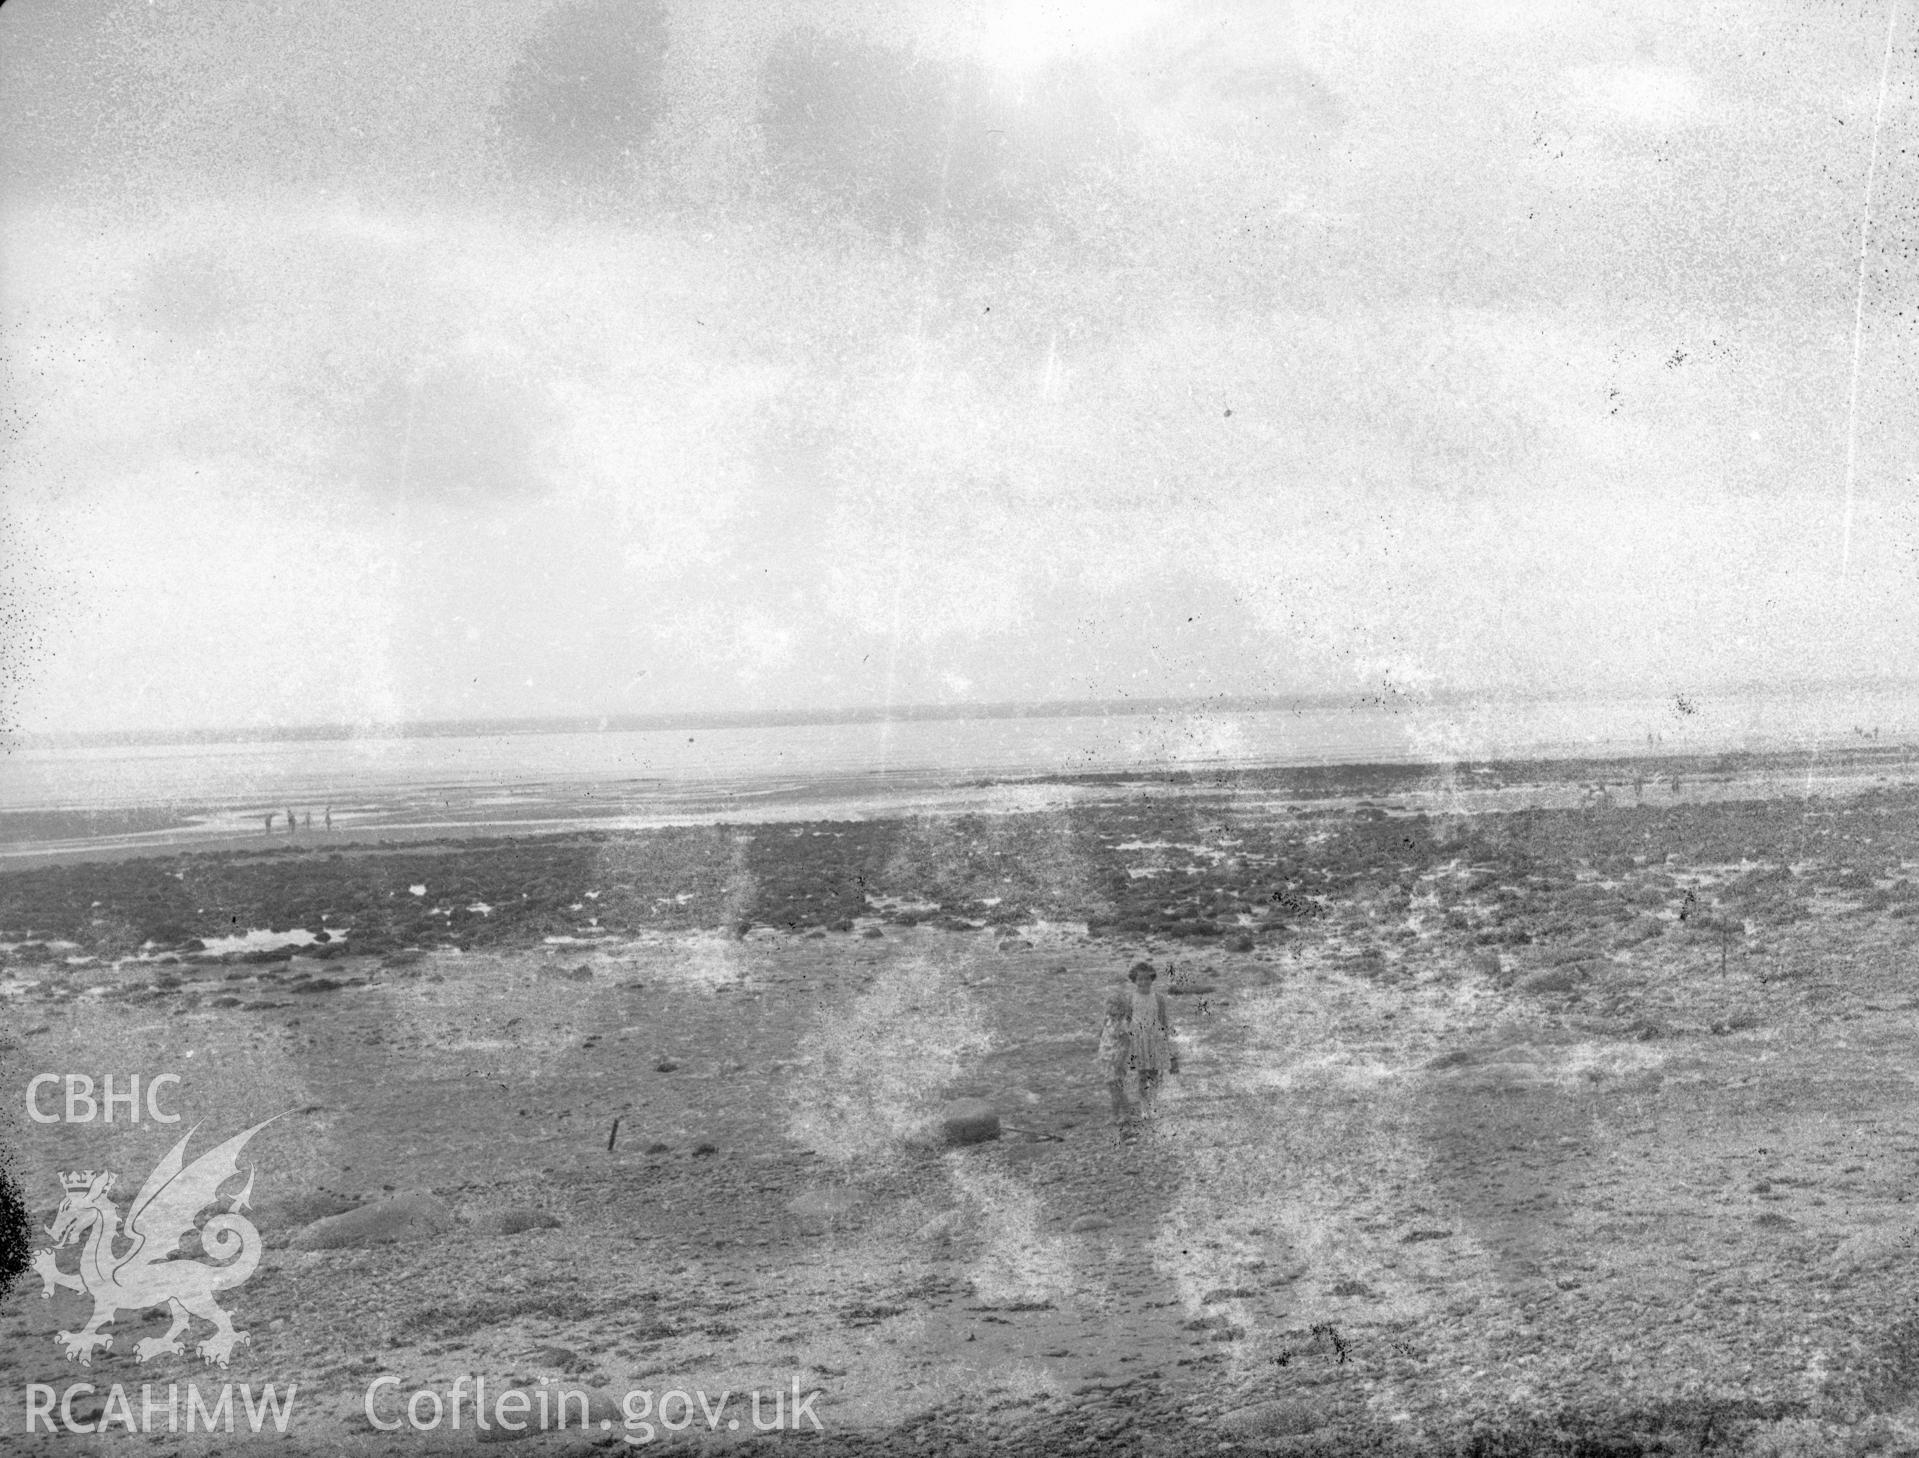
[286,805,298,833]
[263,811,276,835]
[303,810,311,831]
[1099,961,1178,1131]
[324,805,332,831]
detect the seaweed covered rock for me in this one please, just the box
[289,1191,455,1250]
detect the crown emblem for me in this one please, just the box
[61,1170,101,1192]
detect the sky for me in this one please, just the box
[1,0,1916,735]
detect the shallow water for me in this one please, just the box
[3,690,1916,857]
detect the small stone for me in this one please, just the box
[915,1210,968,1243]
[787,1188,862,1221]
[654,1059,678,1073]
[1518,966,1584,994]
[1613,914,1664,947]
[938,1098,1001,1147]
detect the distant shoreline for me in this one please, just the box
[3,741,1916,869]
[10,678,1919,751]
[14,694,1326,749]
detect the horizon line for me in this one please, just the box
[9,676,1919,751]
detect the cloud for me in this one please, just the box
[757,26,1130,243]
[8,470,409,735]
[4,1,1914,733]
[0,0,519,202]
[1569,63,1706,130]
[340,363,555,505]
[1134,19,1350,161]
[492,0,671,196]
[974,0,1170,73]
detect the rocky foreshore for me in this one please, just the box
[8,776,1919,1454]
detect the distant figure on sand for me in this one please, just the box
[286,806,297,833]
[303,811,311,830]
[1099,961,1178,1130]
[324,805,332,831]
[263,811,276,835]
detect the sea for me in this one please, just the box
[3,686,1916,859]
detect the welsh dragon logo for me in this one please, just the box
[33,1118,277,1367]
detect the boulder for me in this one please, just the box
[468,1206,562,1237]
[1217,1400,1325,1439]
[253,1190,362,1235]
[1453,1060,1551,1093]
[938,1098,1001,1147]
[290,1191,455,1250]
[1825,1224,1919,1276]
